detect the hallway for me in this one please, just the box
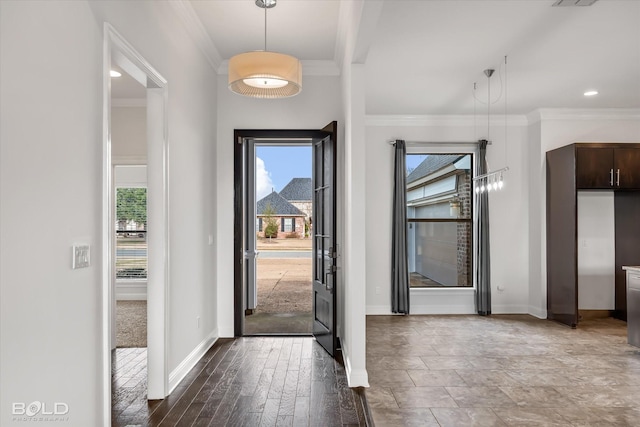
[112,338,368,426]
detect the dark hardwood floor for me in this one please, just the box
[112,337,369,426]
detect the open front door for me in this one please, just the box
[244,140,258,314]
[312,122,338,356]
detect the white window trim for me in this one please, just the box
[405,145,478,292]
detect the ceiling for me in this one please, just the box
[123,0,640,116]
[111,65,147,100]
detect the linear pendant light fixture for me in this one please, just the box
[473,56,510,194]
[228,0,302,98]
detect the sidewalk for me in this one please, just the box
[257,238,312,251]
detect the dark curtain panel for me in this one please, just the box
[476,139,491,315]
[392,140,410,314]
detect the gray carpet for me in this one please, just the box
[116,300,147,348]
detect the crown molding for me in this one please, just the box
[168,0,222,72]
[112,98,147,108]
[217,59,340,77]
[527,108,640,124]
[366,115,528,127]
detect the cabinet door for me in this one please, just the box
[576,147,614,189]
[614,148,640,189]
[614,192,640,321]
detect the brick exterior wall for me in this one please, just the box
[456,172,472,286]
[256,216,306,239]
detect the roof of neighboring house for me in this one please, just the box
[406,154,465,185]
[257,191,305,216]
[279,178,312,201]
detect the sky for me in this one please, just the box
[255,149,428,200]
[256,146,312,200]
[406,154,428,174]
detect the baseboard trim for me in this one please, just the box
[492,305,530,314]
[344,356,369,388]
[342,340,369,388]
[411,305,475,315]
[368,304,531,316]
[217,326,235,338]
[528,305,547,319]
[168,328,218,394]
[367,305,476,315]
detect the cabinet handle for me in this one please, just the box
[616,169,620,186]
[610,168,614,186]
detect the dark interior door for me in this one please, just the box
[312,122,337,356]
[547,145,578,327]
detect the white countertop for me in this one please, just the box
[623,266,640,273]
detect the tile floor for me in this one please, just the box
[366,314,640,426]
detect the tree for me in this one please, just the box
[263,203,278,238]
[116,188,147,228]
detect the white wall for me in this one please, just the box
[364,117,530,315]
[527,109,640,318]
[340,63,369,387]
[527,120,544,318]
[1,2,103,424]
[112,106,146,161]
[215,75,342,337]
[577,191,615,310]
[0,1,217,425]
[115,165,147,188]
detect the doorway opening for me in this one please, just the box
[245,145,313,335]
[234,124,338,356]
[103,23,169,425]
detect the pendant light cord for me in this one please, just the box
[264,6,268,51]
[487,73,491,143]
[504,55,508,168]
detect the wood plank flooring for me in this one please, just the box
[112,337,368,426]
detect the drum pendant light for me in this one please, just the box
[228,0,302,98]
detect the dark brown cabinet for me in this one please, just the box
[576,146,640,190]
[547,142,640,328]
[615,148,640,189]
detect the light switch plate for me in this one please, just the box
[72,245,90,269]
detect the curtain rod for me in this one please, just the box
[387,140,490,145]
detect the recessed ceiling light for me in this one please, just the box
[584,90,598,97]
[110,70,122,78]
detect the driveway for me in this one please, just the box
[255,257,312,314]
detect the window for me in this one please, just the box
[406,154,472,287]
[257,217,263,232]
[282,217,294,232]
[115,187,147,279]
